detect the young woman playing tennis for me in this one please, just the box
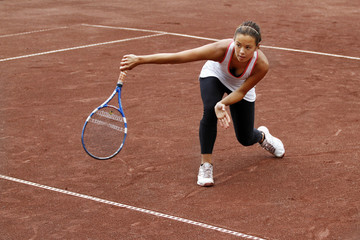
[120,21,285,187]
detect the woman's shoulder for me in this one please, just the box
[202,39,234,62]
[209,39,233,50]
[216,39,234,47]
[254,49,269,72]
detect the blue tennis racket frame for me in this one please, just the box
[81,73,127,160]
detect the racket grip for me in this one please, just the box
[118,71,127,84]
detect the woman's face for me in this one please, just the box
[233,34,258,63]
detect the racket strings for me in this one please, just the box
[83,106,126,159]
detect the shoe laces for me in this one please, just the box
[200,164,213,178]
[261,139,276,154]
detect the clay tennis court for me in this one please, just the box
[1,1,359,239]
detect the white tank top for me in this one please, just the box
[199,41,258,102]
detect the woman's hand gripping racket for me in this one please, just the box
[81,71,128,160]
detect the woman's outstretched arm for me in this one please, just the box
[120,39,232,71]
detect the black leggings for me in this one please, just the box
[199,77,262,154]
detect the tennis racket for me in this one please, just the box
[81,71,128,160]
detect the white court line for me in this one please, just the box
[262,45,360,61]
[0,26,69,38]
[0,33,165,62]
[81,23,219,42]
[1,24,359,62]
[83,23,360,61]
[0,174,266,240]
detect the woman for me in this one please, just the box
[120,21,285,187]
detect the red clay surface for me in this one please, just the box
[1,1,359,239]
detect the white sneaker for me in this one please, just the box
[258,126,285,158]
[197,162,214,187]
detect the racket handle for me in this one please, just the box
[118,71,127,84]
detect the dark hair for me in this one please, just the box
[234,21,262,45]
